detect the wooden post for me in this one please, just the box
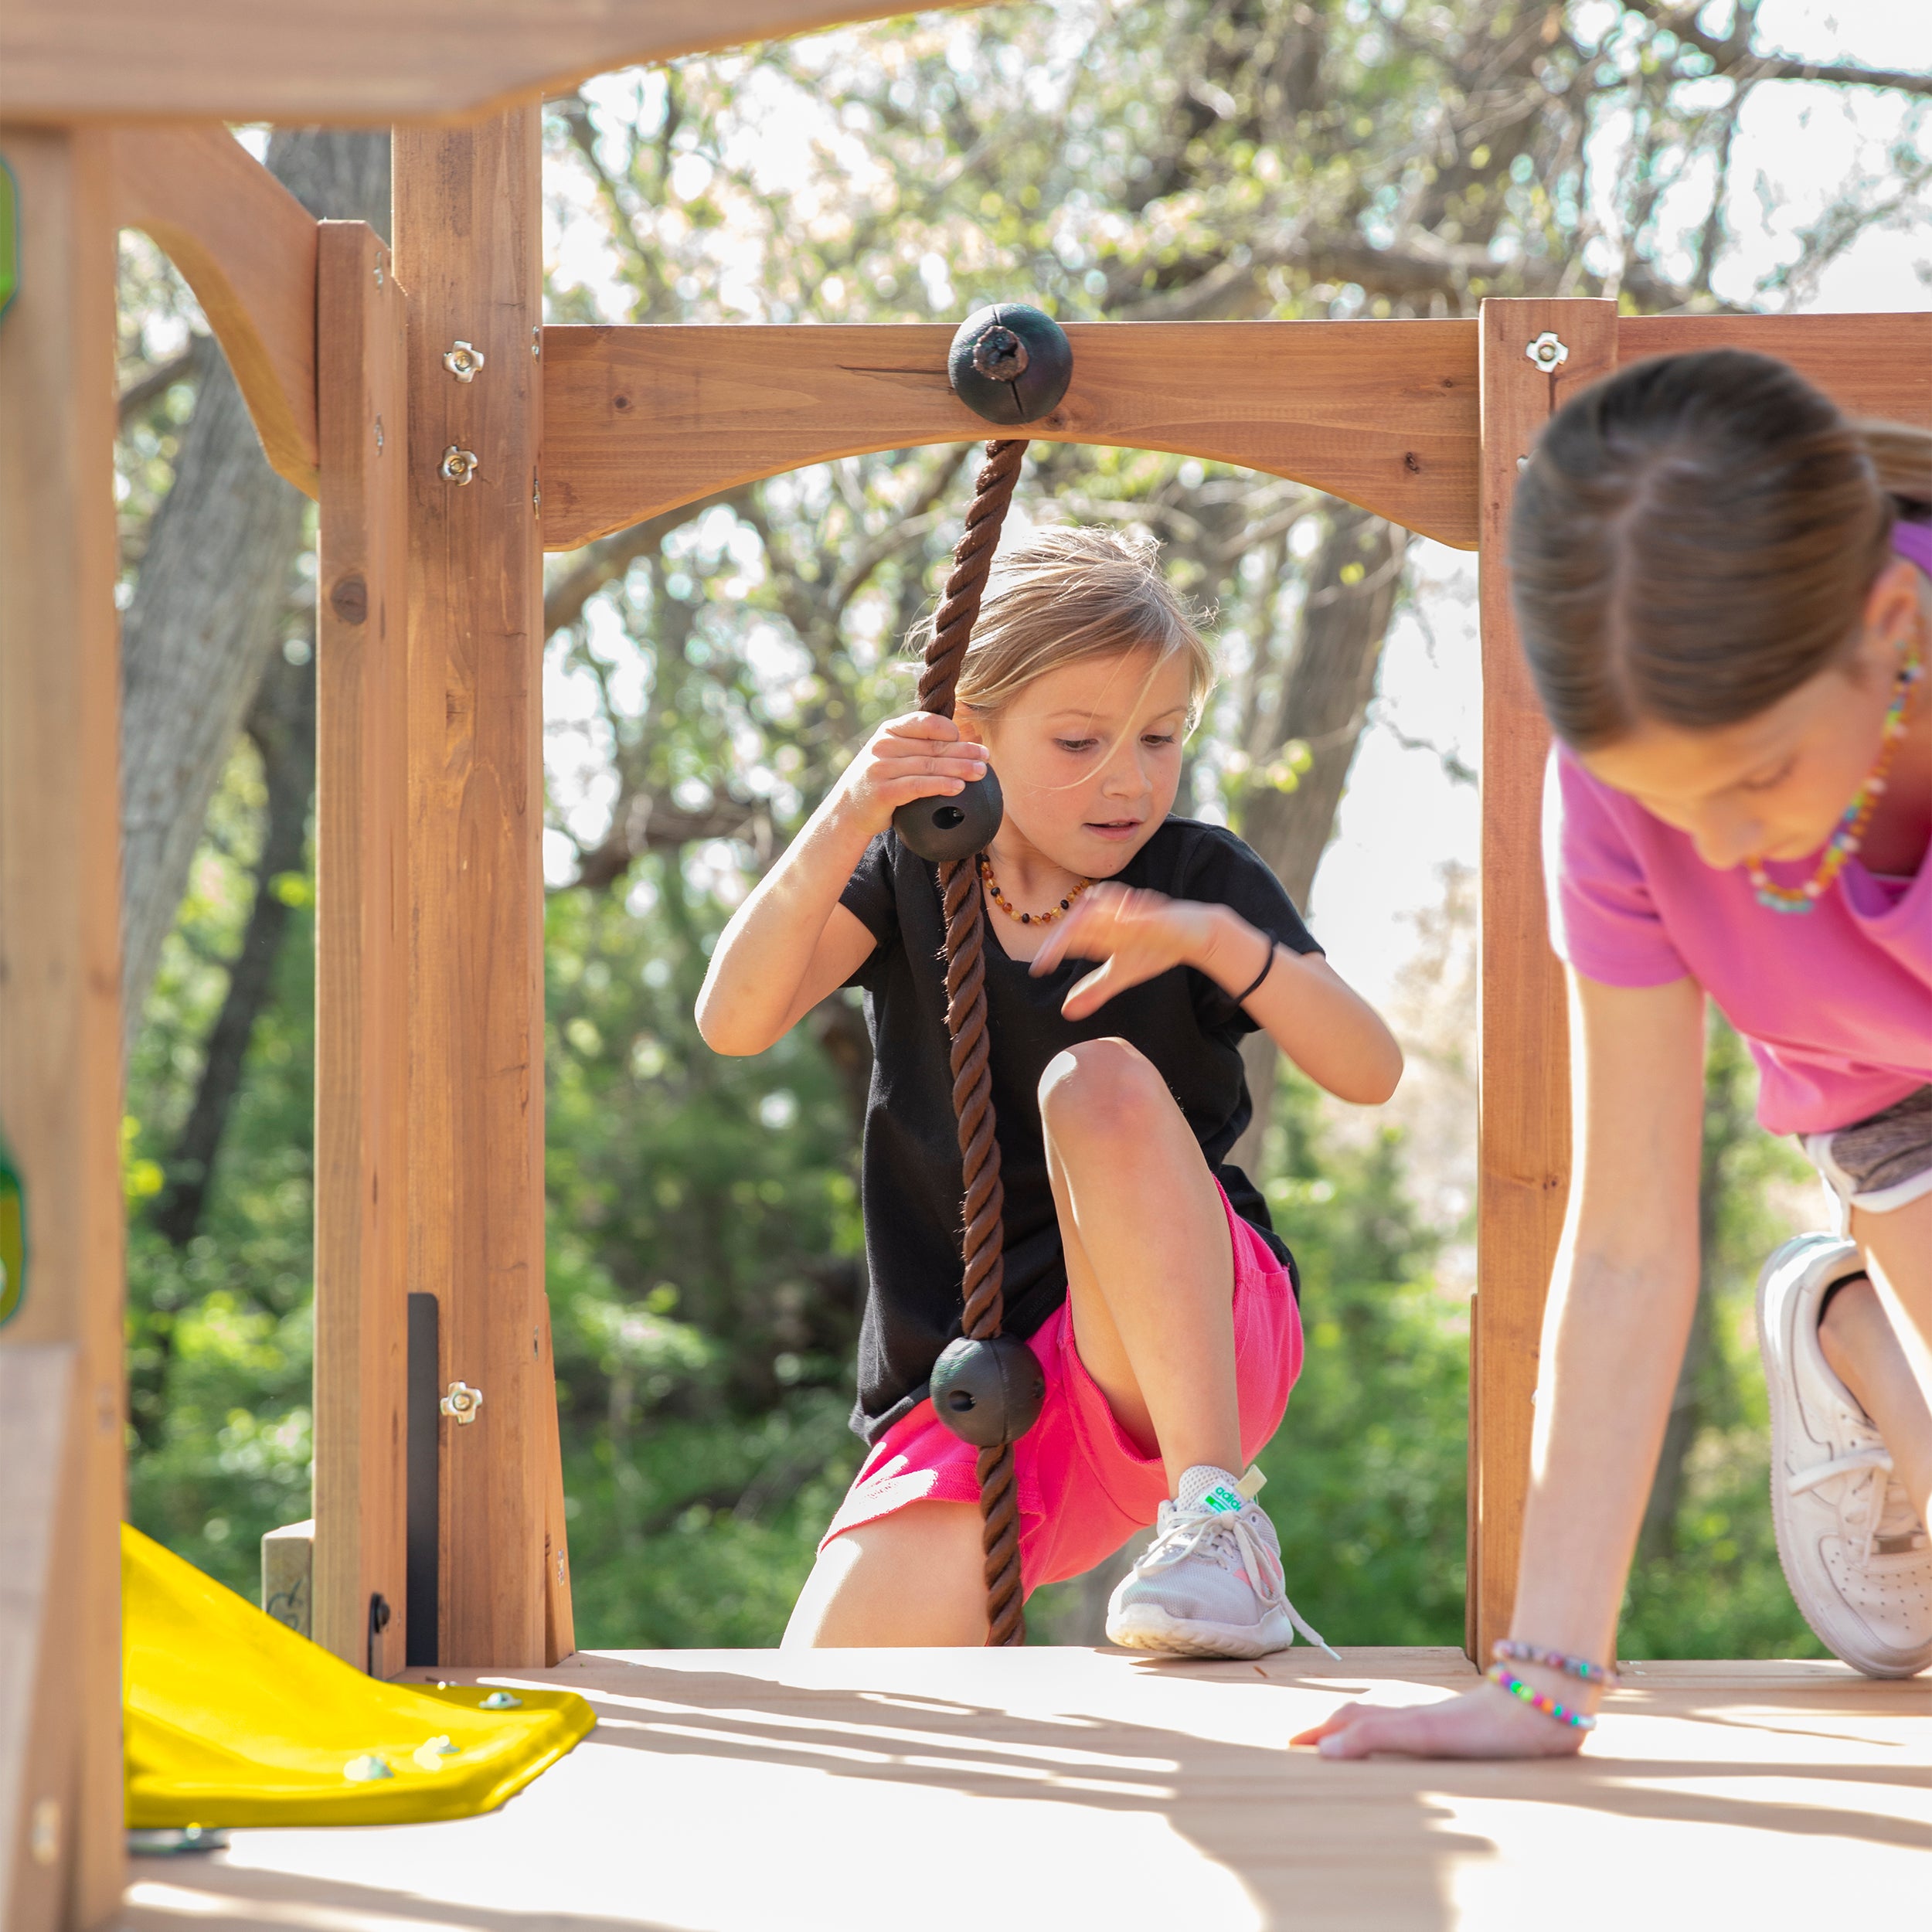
[0,123,126,1931]
[312,220,412,1673]
[394,107,571,1666]
[1471,297,1617,1660]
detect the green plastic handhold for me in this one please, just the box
[478,1691,522,1710]
[0,1128,26,1327]
[0,158,18,324]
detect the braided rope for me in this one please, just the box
[923,439,1028,1645]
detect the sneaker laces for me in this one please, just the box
[1140,1505,1338,1657]
[1789,1447,1928,1564]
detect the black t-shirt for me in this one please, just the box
[838,815,1322,1442]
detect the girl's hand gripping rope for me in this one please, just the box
[834,711,989,839]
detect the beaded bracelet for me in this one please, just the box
[1485,1663,1597,1732]
[1492,1639,1619,1687]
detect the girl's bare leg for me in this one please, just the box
[1038,1036,1242,1491]
[1820,1192,1932,1530]
[782,1501,986,1647]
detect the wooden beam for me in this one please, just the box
[541,320,1481,553]
[111,125,320,497]
[312,221,412,1675]
[1,1,987,126]
[397,107,571,1668]
[0,122,126,1932]
[0,1347,82,1932]
[1620,311,1932,427]
[1470,296,1617,1663]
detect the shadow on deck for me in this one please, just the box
[123,1647,1930,1931]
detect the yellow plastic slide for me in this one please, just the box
[124,1525,596,1827]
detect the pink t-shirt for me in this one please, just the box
[1543,520,1932,1138]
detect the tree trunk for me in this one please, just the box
[1229,503,1407,1174]
[120,131,389,1056]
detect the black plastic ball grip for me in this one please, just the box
[930,1332,1046,1448]
[947,304,1073,425]
[892,766,1003,865]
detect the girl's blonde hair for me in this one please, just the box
[920,526,1217,727]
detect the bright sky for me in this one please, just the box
[542,0,1930,1000]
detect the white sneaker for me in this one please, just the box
[1104,1467,1336,1662]
[1757,1233,1932,1679]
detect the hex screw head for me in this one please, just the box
[444,339,486,383]
[1526,330,1570,373]
[440,446,480,486]
[532,325,543,359]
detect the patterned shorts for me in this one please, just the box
[1804,1086,1932,1230]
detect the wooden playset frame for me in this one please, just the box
[2,6,1927,1926]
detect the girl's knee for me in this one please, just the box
[1038,1036,1168,1141]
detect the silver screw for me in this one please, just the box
[373,260,385,290]
[440,446,480,486]
[444,340,486,383]
[374,415,385,453]
[532,325,543,359]
[440,1380,484,1423]
[1525,330,1569,373]
[532,472,543,513]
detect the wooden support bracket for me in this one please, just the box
[312,220,412,1673]
[540,319,1481,553]
[112,124,321,496]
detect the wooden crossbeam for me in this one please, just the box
[539,320,1483,553]
[111,125,320,497]
[1,1,985,126]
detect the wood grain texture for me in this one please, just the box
[1471,298,1618,1662]
[539,320,1481,552]
[396,110,560,1668]
[2,1,985,125]
[123,1648,1932,1932]
[312,222,411,1675]
[0,124,126,1932]
[111,126,320,496]
[1620,311,1932,427]
[0,1347,81,1932]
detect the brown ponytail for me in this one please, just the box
[1509,349,1932,750]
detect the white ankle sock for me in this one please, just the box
[1175,1463,1246,1512]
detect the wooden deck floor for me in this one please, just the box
[123,1647,1929,1931]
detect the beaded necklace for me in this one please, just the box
[1747,635,1925,914]
[977,852,1090,927]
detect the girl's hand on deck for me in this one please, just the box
[836,713,988,838]
[1290,1683,1587,1760]
[1028,884,1211,1019]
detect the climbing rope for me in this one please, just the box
[917,437,1029,1645]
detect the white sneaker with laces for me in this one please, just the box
[1104,1465,1336,1662]
[1757,1233,1932,1679]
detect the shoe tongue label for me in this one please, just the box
[1202,1485,1244,1515]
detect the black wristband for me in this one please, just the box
[1233,937,1276,1007]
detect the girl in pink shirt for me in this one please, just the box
[1303,349,1932,1760]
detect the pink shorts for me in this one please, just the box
[819,1181,1304,1594]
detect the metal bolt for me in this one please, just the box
[532,472,542,514]
[532,325,543,359]
[440,1379,483,1423]
[374,415,385,453]
[440,446,480,486]
[1525,330,1569,373]
[444,340,486,383]
[373,261,385,290]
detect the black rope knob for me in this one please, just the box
[930,1333,1046,1449]
[893,766,1003,865]
[948,304,1073,425]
